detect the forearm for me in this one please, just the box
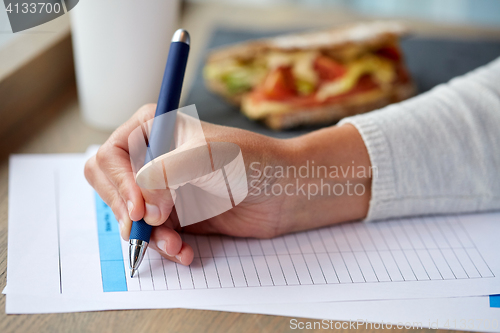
[280,124,371,232]
[339,57,500,221]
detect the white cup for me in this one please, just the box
[70,0,180,130]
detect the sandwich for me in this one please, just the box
[203,21,416,130]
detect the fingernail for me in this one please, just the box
[145,203,160,223]
[127,201,134,216]
[156,240,173,256]
[175,254,182,263]
[118,220,124,232]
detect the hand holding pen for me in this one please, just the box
[84,38,372,274]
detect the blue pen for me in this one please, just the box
[129,29,190,278]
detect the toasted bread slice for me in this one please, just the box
[257,81,416,130]
[207,21,408,63]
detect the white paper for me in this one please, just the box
[6,288,500,331]
[209,296,500,332]
[6,154,500,314]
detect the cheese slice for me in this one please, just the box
[267,51,319,87]
[316,55,395,101]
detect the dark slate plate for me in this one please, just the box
[184,28,500,139]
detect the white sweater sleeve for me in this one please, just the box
[338,57,500,221]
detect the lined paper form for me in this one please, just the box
[5,153,500,313]
[124,215,493,292]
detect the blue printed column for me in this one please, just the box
[491,295,500,308]
[95,193,128,292]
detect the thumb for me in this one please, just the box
[132,110,248,227]
[136,141,248,227]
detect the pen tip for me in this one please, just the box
[130,268,136,278]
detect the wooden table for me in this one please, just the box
[1,3,499,332]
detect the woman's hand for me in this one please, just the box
[84,104,372,265]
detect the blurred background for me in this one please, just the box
[188,0,500,27]
[0,0,500,157]
[2,0,500,50]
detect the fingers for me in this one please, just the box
[110,103,157,151]
[84,156,132,240]
[96,145,145,221]
[94,104,157,222]
[140,189,175,226]
[149,225,194,265]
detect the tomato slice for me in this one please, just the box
[261,66,297,100]
[249,74,379,108]
[395,63,410,83]
[314,56,346,81]
[376,46,401,62]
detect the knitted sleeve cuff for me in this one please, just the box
[338,114,398,221]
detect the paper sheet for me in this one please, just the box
[207,296,500,332]
[5,286,500,331]
[6,154,500,314]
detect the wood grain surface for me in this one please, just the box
[1,2,499,332]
